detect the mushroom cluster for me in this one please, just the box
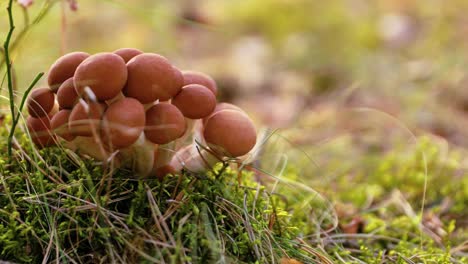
[25,49,257,177]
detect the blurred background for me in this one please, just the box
[3,0,468,140]
[1,0,467,248]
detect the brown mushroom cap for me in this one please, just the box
[124,53,182,103]
[50,109,75,141]
[101,97,145,149]
[203,109,256,157]
[48,52,90,92]
[27,115,54,147]
[114,48,143,63]
[68,100,106,137]
[27,88,55,118]
[182,70,218,95]
[145,103,186,144]
[57,77,79,109]
[202,102,245,125]
[171,84,216,119]
[74,52,127,101]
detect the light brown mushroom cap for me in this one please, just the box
[74,52,128,101]
[124,53,182,103]
[203,109,256,157]
[47,52,90,92]
[101,97,146,149]
[68,100,106,137]
[114,48,143,63]
[27,88,55,118]
[27,115,55,147]
[145,103,186,144]
[50,109,75,141]
[57,77,79,109]
[171,84,217,119]
[182,70,218,96]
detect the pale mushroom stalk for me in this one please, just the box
[118,132,155,177]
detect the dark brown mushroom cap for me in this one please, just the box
[124,53,182,103]
[27,115,55,147]
[101,97,145,149]
[114,48,143,63]
[182,70,218,95]
[50,109,75,141]
[47,52,90,92]
[203,109,256,157]
[171,84,216,119]
[68,101,106,137]
[145,103,186,144]
[74,52,128,101]
[57,77,79,109]
[27,88,55,118]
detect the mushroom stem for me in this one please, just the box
[169,143,221,173]
[65,136,114,162]
[118,132,155,177]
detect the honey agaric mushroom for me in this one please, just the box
[27,88,55,118]
[74,52,128,101]
[101,98,145,149]
[168,144,220,173]
[203,109,257,157]
[145,103,186,144]
[171,84,216,119]
[114,48,143,63]
[202,102,244,125]
[57,77,79,109]
[182,70,218,95]
[50,109,75,141]
[47,52,90,92]
[27,115,54,147]
[124,53,182,103]
[68,100,106,137]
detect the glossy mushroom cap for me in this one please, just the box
[47,52,90,92]
[172,84,216,119]
[27,115,54,147]
[182,70,218,95]
[68,100,106,137]
[27,88,55,118]
[124,53,182,103]
[74,52,128,101]
[57,77,79,109]
[114,48,143,63]
[145,103,186,144]
[101,98,145,149]
[203,109,256,157]
[50,109,75,141]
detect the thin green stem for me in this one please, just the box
[4,0,16,158]
[8,72,45,155]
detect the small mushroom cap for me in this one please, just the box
[113,48,143,63]
[68,100,106,137]
[182,70,218,95]
[124,53,182,103]
[145,103,186,144]
[202,102,245,125]
[74,52,128,101]
[203,109,256,157]
[27,88,55,118]
[50,109,75,141]
[171,84,216,119]
[27,115,55,147]
[47,52,90,92]
[57,77,79,109]
[101,97,146,149]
